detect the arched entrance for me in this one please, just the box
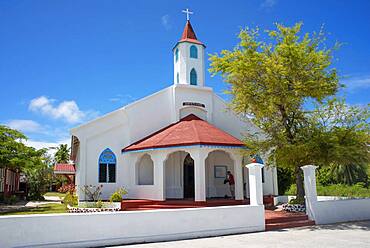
[183,154,195,198]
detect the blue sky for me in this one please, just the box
[1,0,369,149]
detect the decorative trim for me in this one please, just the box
[122,144,246,154]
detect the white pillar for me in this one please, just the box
[152,153,167,201]
[246,163,264,206]
[301,165,318,220]
[76,138,86,201]
[192,150,207,202]
[233,155,244,200]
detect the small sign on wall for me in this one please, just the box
[214,165,227,178]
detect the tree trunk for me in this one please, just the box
[295,166,305,200]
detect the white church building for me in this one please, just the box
[70,18,278,202]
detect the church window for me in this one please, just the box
[98,148,116,183]
[175,48,179,62]
[190,68,197,85]
[177,72,179,84]
[137,154,154,185]
[190,45,198,58]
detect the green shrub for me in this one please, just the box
[285,183,370,198]
[109,187,128,202]
[62,192,78,208]
[3,195,18,205]
[96,200,103,208]
[289,197,304,205]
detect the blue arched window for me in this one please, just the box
[175,48,179,62]
[176,72,179,84]
[99,148,116,183]
[190,45,198,58]
[190,68,197,85]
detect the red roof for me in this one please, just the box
[122,114,244,152]
[178,20,204,46]
[54,163,75,173]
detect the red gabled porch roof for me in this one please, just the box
[122,114,244,153]
[54,163,76,174]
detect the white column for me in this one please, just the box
[152,153,167,201]
[76,138,86,201]
[301,165,318,220]
[233,154,244,200]
[246,163,264,206]
[192,150,207,202]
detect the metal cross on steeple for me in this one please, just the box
[182,8,193,21]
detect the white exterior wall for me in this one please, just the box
[0,205,265,248]
[71,84,277,200]
[174,42,205,86]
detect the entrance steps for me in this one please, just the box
[265,210,315,231]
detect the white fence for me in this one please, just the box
[302,165,370,225]
[0,205,264,248]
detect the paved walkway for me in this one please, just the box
[116,221,370,248]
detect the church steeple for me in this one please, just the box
[173,10,205,87]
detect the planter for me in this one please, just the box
[67,205,120,213]
[282,203,306,213]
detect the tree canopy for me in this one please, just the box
[209,22,369,198]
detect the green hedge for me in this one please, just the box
[285,183,370,198]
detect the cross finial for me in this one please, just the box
[182,8,193,21]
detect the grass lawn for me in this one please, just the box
[44,192,66,199]
[0,203,67,216]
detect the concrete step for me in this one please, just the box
[265,220,315,231]
[265,215,308,224]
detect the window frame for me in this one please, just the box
[190,45,198,59]
[98,148,116,183]
[190,68,197,85]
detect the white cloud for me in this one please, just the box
[261,0,277,9]
[161,14,171,30]
[25,138,71,156]
[6,119,42,133]
[29,96,86,124]
[343,76,370,91]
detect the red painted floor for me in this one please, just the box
[121,199,315,230]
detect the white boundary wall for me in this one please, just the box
[302,165,370,225]
[311,198,370,225]
[0,205,265,248]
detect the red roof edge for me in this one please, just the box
[54,163,76,173]
[121,114,245,153]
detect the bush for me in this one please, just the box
[277,167,294,195]
[58,184,75,193]
[62,192,78,208]
[289,197,304,205]
[285,183,370,198]
[2,195,18,205]
[109,187,128,202]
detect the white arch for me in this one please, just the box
[136,153,154,185]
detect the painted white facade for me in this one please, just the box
[71,21,278,201]
[174,42,205,86]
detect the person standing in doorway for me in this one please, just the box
[226,171,235,199]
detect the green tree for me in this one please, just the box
[0,125,29,169]
[54,144,70,163]
[0,125,54,199]
[309,100,370,185]
[209,23,340,198]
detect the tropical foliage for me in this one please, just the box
[54,144,70,163]
[209,22,369,198]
